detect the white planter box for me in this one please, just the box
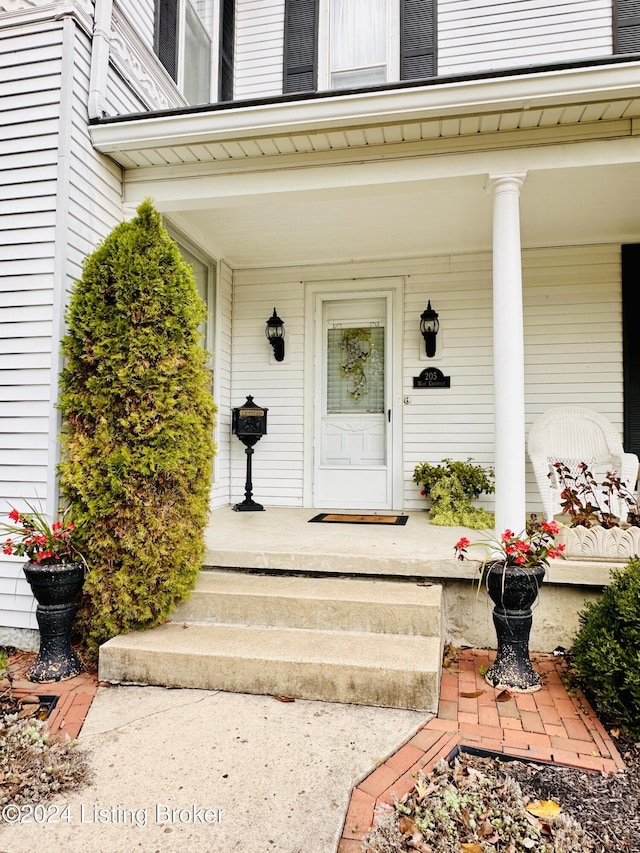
[555,525,640,561]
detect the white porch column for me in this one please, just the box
[488,173,527,534]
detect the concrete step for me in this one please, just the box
[170,570,443,637]
[98,622,442,711]
[99,570,445,711]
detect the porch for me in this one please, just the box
[99,506,614,709]
[202,505,614,654]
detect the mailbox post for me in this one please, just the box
[232,395,268,511]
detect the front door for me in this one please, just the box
[313,292,393,509]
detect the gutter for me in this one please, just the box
[90,57,640,154]
[88,0,113,119]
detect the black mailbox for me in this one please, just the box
[232,395,268,444]
[232,395,268,512]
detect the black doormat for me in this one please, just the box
[309,513,408,525]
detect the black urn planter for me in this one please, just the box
[483,560,546,693]
[23,561,85,682]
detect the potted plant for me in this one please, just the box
[551,462,640,560]
[413,457,495,529]
[1,504,86,682]
[455,517,565,692]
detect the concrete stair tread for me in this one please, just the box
[99,622,441,711]
[185,570,442,606]
[102,621,442,669]
[171,571,443,637]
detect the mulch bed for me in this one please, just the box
[507,735,640,851]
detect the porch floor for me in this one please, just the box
[204,506,477,579]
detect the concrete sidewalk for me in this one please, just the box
[0,683,427,853]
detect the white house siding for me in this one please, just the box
[0,19,65,633]
[234,0,284,100]
[232,247,622,512]
[438,0,613,76]
[523,244,622,511]
[231,268,305,506]
[210,260,233,507]
[0,15,125,638]
[402,253,496,510]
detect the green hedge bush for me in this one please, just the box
[572,557,640,739]
[58,200,216,659]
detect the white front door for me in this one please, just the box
[313,293,393,509]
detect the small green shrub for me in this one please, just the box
[58,200,216,659]
[413,457,495,500]
[413,458,495,529]
[572,557,640,740]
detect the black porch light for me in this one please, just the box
[265,307,285,362]
[419,300,440,358]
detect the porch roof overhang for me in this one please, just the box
[90,59,640,267]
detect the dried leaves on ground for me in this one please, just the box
[363,743,640,853]
[0,705,92,817]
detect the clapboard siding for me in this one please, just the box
[438,0,612,75]
[210,261,233,507]
[115,0,156,50]
[0,21,65,628]
[234,0,285,99]
[231,272,305,506]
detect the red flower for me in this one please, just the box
[541,520,559,535]
[501,530,514,542]
[8,508,20,523]
[2,543,12,555]
[455,537,470,550]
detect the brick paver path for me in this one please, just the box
[3,650,99,741]
[338,649,625,853]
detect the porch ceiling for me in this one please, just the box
[91,61,640,266]
[160,162,640,267]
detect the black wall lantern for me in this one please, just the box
[420,300,440,358]
[265,308,285,362]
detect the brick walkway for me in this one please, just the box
[338,649,626,853]
[3,650,99,741]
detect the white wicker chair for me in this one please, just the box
[527,406,639,521]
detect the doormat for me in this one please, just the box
[309,513,408,525]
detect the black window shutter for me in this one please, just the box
[614,0,640,53]
[219,0,235,101]
[623,245,640,461]
[401,0,436,80]
[155,0,178,81]
[283,0,318,94]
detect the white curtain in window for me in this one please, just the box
[331,0,387,71]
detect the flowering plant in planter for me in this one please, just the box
[455,516,566,692]
[0,504,84,566]
[454,516,566,575]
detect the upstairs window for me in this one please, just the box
[284,0,435,94]
[155,0,213,104]
[327,0,396,89]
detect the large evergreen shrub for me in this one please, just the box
[58,200,216,658]
[572,557,640,739]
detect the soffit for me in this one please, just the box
[91,61,640,171]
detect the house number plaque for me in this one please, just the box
[413,367,451,389]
